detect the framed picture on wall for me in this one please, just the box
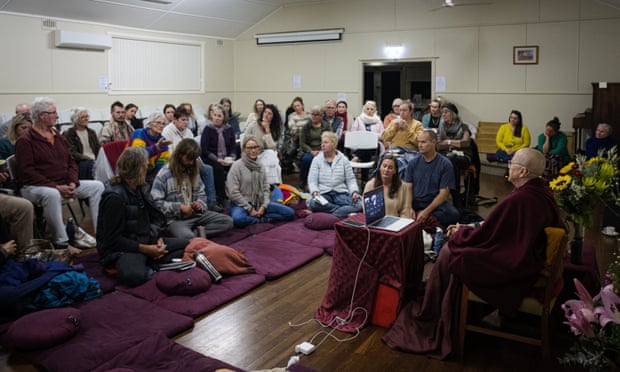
[513,46,539,65]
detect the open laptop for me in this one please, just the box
[362,187,414,232]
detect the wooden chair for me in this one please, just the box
[457,227,568,364]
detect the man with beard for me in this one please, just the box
[151,138,233,239]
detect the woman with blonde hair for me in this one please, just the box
[0,114,32,159]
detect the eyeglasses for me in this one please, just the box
[151,121,165,126]
[508,160,529,172]
[42,111,58,116]
[245,146,261,150]
[311,113,322,116]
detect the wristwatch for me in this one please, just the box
[448,140,452,146]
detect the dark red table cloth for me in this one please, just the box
[315,213,423,332]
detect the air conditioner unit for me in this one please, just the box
[54,30,112,50]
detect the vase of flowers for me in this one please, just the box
[549,148,619,264]
[560,257,620,371]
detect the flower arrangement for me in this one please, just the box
[549,147,619,228]
[560,256,620,371]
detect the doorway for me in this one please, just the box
[363,61,432,120]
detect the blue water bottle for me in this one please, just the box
[433,227,444,255]
[66,217,75,246]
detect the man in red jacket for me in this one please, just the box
[15,97,104,253]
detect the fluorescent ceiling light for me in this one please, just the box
[255,28,344,45]
[140,0,172,4]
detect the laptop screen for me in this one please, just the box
[363,187,386,225]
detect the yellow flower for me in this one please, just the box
[560,162,575,175]
[594,179,609,193]
[583,176,597,188]
[585,157,605,165]
[600,162,617,180]
[550,175,571,191]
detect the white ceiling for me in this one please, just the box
[0,0,329,39]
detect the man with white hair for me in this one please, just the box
[15,97,104,253]
[0,103,30,138]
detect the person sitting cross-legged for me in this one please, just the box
[151,139,233,239]
[97,147,188,287]
[307,131,362,218]
[226,136,295,227]
[404,130,459,227]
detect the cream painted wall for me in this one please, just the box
[235,0,620,139]
[0,13,232,120]
[1,0,619,141]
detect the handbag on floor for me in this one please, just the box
[19,239,72,264]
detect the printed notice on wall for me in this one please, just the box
[99,75,110,91]
[436,76,446,92]
[293,74,301,89]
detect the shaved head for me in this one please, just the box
[513,148,545,178]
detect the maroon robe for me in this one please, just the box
[383,177,563,359]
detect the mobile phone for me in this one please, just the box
[343,220,365,228]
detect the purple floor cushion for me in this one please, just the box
[117,273,266,318]
[155,267,212,295]
[71,252,119,293]
[231,235,324,279]
[91,333,244,372]
[256,219,336,254]
[3,307,80,351]
[29,291,194,372]
[210,222,277,246]
[304,212,341,230]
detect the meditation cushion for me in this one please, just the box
[533,226,566,288]
[183,238,256,275]
[6,307,81,350]
[155,267,212,295]
[304,212,340,230]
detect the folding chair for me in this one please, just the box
[344,131,379,184]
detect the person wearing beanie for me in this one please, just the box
[437,102,473,208]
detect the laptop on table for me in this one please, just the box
[362,187,415,232]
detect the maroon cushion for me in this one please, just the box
[6,307,81,350]
[304,212,340,230]
[155,267,212,295]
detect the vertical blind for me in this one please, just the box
[110,37,203,93]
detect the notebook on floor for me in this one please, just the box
[362,187,414,232]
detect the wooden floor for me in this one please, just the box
[1,172,580,371]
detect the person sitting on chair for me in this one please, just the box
[494,110,531,163]
[535,116,571,181]
[0,170,34,256]
[586,123,616,159]
[383,148,564,359]
[404,130,459,227]
[299,105,332,190]
[437,102,473,208]
[63,107,101,180]
[307,132,362,218]
[15,97,104,253]
[97,147,189,287]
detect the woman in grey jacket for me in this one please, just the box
[307,131,362,218]
[226,136,295,227]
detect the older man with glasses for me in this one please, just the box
[15,96,104,253]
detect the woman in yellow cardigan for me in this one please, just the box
[495,110,530,162]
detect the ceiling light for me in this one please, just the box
[255,29,345,45]
[384,45,404,59]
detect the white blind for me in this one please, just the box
[110,37,203,93]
